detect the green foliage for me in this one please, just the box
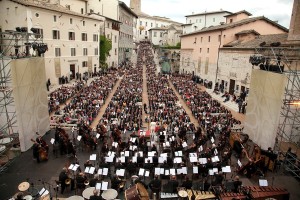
[99,35,112,68]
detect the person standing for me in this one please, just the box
[148,175,161,199]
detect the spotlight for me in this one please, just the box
[259,41,266,47]
[249,55,265,66]
[32,43,38,51]
[270,42,281,47]
[16,27,21,32]
[30,28,38,33]
[20,27,28,32]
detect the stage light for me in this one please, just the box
[270,42,281,47]
[284,100,300,106]
[249,55,265,66]
[16,27,28,32]
[259,41,266,47]
[30,28,38,33]
[16,27,21,32]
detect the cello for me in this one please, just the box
[31,139,48,162]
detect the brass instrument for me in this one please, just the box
[119,181,126,189]
[65,178,71,185]
[84,180,89,186]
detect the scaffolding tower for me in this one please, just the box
[252,46,300,179]
[0,29,43,136]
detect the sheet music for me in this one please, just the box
[39,188,46,196]
[161,153,168,157]
[189,153,197,157]
[181,167,187,174]
[175,151,182,157]
[213,168,218,173]
[148,152,155,157]
[199,158,207,164]
[159,157,167,163]
[125,151,130,157]
[116,169,125,176]
[165,169,170,175]
[68,164,74,170]
[89,167,95,174]
[77,135,82,141]
[174,157,182,163]
[170,168,176,175]
[160,168,164,174]
[214,149,218,155]
[98,169,103,175]
[193,166,198,174]
[50,138,55,144]
[96,133,100,139]
[85,167,90,173]
[139,168,145,176]
[145,171,150,177]
[199,145,203,152]
[182,142,188,148]
[212,156,220,162]
[238,159,242,167]
[102,182,108,190]
[96,183,101,190]
[120,157,126,163]
[208,169,214,175]
[190,156,198,163]
[103,168,108,175]
[222,166,231,173]
[211,137,215,143]
[155,168,160,175]
[105,156,114,163]
[145,157,153,163]
[90,154,97,161]
[177,168,182,174]
[132,156,137,163]
[259,179,268,187]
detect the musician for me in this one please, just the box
[59,167,74,194]
[167,175,179,193]
[89,174,99,187]
[15,192,24,200]
[111,175,123,191]
[36,136,49,152]
[84,160,93,168]
[212,171,224,186]
[32,142,41,163]
[90,189,103,200]
[233,176,242,193]
[126,160,137,176]
[181,176,193,190]
[148,175,161,199]
[244,160,256,178]
[76,172,87,195]
[134,175,148,189]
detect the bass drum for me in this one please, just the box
[125,183,149,200]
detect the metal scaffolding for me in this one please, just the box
[253,46,300,179]
[0,30,43,135]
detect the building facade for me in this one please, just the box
[148,24,182,46]
[118,1,138,64]
[180,11,288,86]
[0,0,102,85]
[183,10,232,34]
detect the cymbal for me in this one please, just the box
[18,182,30,191]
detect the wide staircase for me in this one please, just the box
[205,89,239,113]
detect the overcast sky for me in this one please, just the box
[122,0,293,28]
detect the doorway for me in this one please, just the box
[70,64,75,80]
[229,79,235,95]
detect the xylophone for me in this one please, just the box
[219,192,247,200]
[245,186,289,200]
[186,190,216,200]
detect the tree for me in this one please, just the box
[99,35,112,70]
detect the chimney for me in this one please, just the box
[288,0,300,40]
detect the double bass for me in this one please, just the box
[31,138,48,162]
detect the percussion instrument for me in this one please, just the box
[160,192,178,199]
[66,195,84,200]
[101,189,118,200]
[178,190,188,199]
[125,183,149,200]
[82,187,95,200]
[219,192,247,200]
[84,180,90,186]
[186,190,215,200]
[0,137,13,145]
[0,145,6,153]
[65,178,72,185]
[39,194,50,200]
[18,182,30,191]
[244,186,289,200]
[23,195,33,200]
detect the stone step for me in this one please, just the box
[206,89,239,113]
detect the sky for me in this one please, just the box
[122,0,294,28]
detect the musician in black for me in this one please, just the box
[111,175,123,191]
[167,175,179,193]
[181,176,193,190]
[89,174,99,187]
[148,175,161,199]
[233,176,242,193]
[76,172,87,195]
[59,168,74,194]
[89,189,103,200]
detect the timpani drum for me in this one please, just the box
[101,189,118,200]
[178,190,188,200]
[23,195,33,200]
[82,187,95,200]
[66,195,84,200]
[125,183,149,200]
[0,137,13,145]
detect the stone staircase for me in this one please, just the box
[206,89,239,113]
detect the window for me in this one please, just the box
[154,32,157,37]
[82,61,87,67]
[151,23,153,27]
[207,48,209,53]
[208,36,210,42]
[156,23,158,27]
[55,48,61,57]
[196,19,198,23]
[69,32,75,40]
[83,48,88,56]
[93,34,98,42]
[213,18,215,22]
[140,21,142,26]
[160,32,163,37]
[33,28,43,38]
[94,48,98,55]
[81,33,87,41]
[218,35,221,42]
[199,19,202,23]
[52,30,60,39]
[115,48,117,55]
[230,19,233,23]
[201,37,203,42]
[140,30,142,35]
[145,31,147,35]
[107,22,110,28]
[145,22,147,27]
[53,15,57,22]
[81,8,84,14]
[82,21,85,26]
[70,18,73,24]
[71,48,76,56]
[115,35,117,43]
[200,48,202,53]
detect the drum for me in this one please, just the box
[125,185,140,200]
[23,195,33,200]
[178,190,188,199]
[0,137,13,145]
[82,187,95,200]
[66,195,84,200]
[39,194,50,200]
[101,189,118,200]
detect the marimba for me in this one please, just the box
[245,186,289,200]
[186,190,216,200]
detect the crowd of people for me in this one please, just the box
[45,41,270,200]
